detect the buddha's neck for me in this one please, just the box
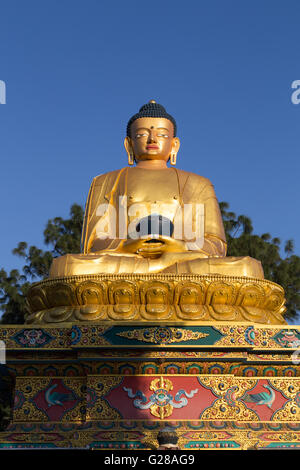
[135,160,168,170]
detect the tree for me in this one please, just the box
[0,269,30,325]
[0,202,299,324]
[0,204,84,324]
[220,202,300,321]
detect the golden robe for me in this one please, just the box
[50,167,264,278]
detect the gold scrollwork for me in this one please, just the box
[86,376,123,421]
[116,327,209,344]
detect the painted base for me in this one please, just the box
[1,322,300,450]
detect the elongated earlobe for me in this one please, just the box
[124,136,135,166]
[128,153,134,165]
[170,153,177,166]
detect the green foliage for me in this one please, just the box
[220,202,300,320]
[0,202,299,324]
[0,269,30,325]
[43,203,83,256]
[0,204,84,324]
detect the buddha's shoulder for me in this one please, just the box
[90,168,213,188]
[176,169,213,186]
[91,168,127,187]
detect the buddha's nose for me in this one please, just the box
[148,131,157,143]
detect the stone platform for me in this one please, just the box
[0,274,299,450]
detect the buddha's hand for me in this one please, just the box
[120,236,188,259]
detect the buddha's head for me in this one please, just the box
[124,101,180,166]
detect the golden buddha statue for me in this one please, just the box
[49,101,263,279]
[27,101,286,325]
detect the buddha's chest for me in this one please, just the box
[126,170,180,204]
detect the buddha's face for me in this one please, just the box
[125,117,180,163]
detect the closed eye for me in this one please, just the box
[135,133,148,138]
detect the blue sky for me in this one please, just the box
[0,1,299,287]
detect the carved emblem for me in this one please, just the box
[123,376,198,419]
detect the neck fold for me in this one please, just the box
[135,160,168,170]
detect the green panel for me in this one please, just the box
[102,325,224,346]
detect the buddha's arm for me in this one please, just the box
[181,175,227,257]
[81,177,97,253]
[81,170,126,254]
[197,189,227,256]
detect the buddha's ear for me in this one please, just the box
[124,137,135,165]
[171,137,180,154]
[124,136,133,155]
[169,137,180,166]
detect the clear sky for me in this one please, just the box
[0,1,299,282]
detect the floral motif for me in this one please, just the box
[272,330,300,348]
[86,387,98,408]
[12,329,53,348]
[224,386,238,407]
[14,390,25,410]
[71,326,82,345]
[245,326,258,345]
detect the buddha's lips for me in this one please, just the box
[146,145,159,149]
